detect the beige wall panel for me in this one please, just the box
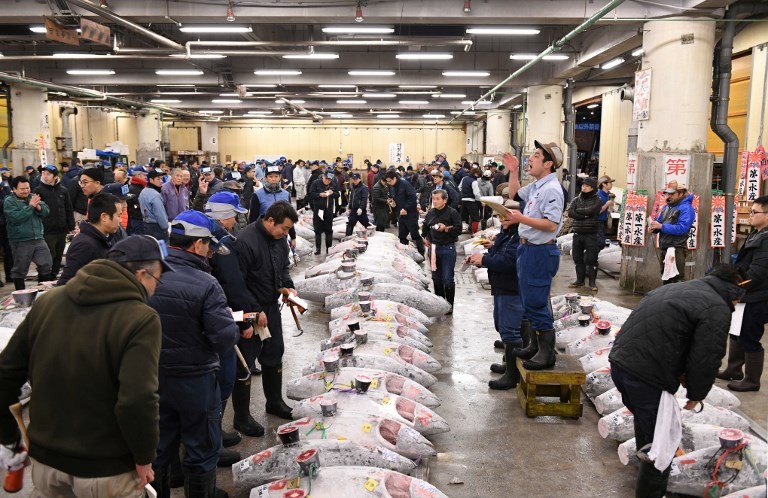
[746,45,768,151]
[598,89,633,188]
[169,126,199,151]
[734,23,768,54]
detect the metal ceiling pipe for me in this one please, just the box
[60,105,78,159]
[563,79,578,202]
[1,85,13,169]
[276,98,322,121]
[451,0,628,122]
[510,111,520,160]
[67,0,186,52]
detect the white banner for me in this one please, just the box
[388,143,405,165]
[626,153,638,190]
[686,195,699,250]
[662,154,690,188]
[633,69,652,121]
[710,195,725,248]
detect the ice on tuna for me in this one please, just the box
[302,353,437,388]
[595,385,740,416]
[232,440,416,487]
[329,312,431,335]
[286,367,441,408]
[578,346,612,372]
[277,413,436,459]
[565,328,617,356]
[555,323,596,350]
[583,366,615,401]
[330,301,432,326]
[250,466,449,498]
[325,284,451,317]
[318,341,442,374]
[306,259,431,288]
[291,390,449,436]
[321,329,432,354]
[296,272,425,304]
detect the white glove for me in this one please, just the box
[0,442,27,470]
[357,209,362,216]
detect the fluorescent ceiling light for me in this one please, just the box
[156,69,204,75]
[450,111,476,115]
[510,54,569,61]
[318,84,357,89]
[322,26,394,34]
[601,57,625,69]
[179,25,252,33]
[398,85,437,89]
[466,27,540,35]
[461,100,493,105]
[247,111,272,115]
[247,84,279,88]
[399,100,429,105]
[587,103,600,109]
[396,91,437,95]
[348,70,396,76]
[396,53,453,60]
[330,113,353,118]
[212,99,241,104]
[283,53,339,60]
[254,70,302,75]
[632,48,644,57]
[432,93,466,99]
[220,92,252,97]
[53,53,104,58]
[151,99,181,103]
[337,99,366,104]
[512,104,523,109]
[377,114,400,118]
[199,110,224,114]
[362,93,396,98]
[276,99,305,104]
[170,53,227,59]
[423,114,445,118]
[443,71,490,77]
[66,69,115,75]
[156,91,201,95]
[29,25,47,33]
[157,84,195,87]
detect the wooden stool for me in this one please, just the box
[516,355,586,418]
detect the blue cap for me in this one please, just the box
[325,172,335,179]
[131,166,148,174]
[171,210,216,238]
[0,167,9,172]
[206,191,248,219]
[43,164,59,174]
[443,171,451,178]
[103,182,130,200]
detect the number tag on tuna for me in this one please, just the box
[380,396,391,405]
[364,478,379,492]
[370,378,379,389]
[287,477,301,489]
[384,347,393,354]
[362,422,372,433]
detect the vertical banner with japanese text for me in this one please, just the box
[632,69,652,121]
[662,154,690,188]
[738,150,748,196]
[745,148,762,201]
[626,153,637,190]
[630,194,648,247]
[711,194,725,248]
[686,195,700,250]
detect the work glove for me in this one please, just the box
[0,441,27,470]
[357,209,362,215]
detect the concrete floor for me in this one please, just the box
[4,234,766,497]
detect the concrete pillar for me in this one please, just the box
[9,84,53,173]
[525,85,563,152]
[621,18,716,293]
[465,121,484,156]
[485,109,511,155]
[201,122,219,153]
[137,109,162,166]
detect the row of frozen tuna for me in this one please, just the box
[555,233,622,273]
[557,293,768,496]
[233,231,451,497]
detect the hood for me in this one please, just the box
[744,227,768,249]
[66,259,148,306]
[701,275,745,312]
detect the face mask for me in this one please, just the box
[264,181,281,193]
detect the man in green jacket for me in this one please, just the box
[0,235,172,497]
[3,176,52,289]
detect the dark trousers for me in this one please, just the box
[216,349,237,402]
[657,246,688,283]
[461,201,480,223]
[493,294,524,342]
[43,233,67,277]
[517,243,560,331]
[596,222,606,250]
[253,301,284,368]
[397,214,424,247]
[431,243,456,285]
[10,239,52,280]
[0,224,14,280]
[572,232,599,267]
[739,300,768,352]
[155,371,221,474]
[313,211,334,249]
[144,222,169,243]
[345,211,371,236]
[127,218,145,236]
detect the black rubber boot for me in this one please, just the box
[433,282,444,298]
[416,240,426,257]
[184,469,219,498]
[494,340,503,349]
[217,447,241,467]
[220,400,241,447]
[262,365,293,419]
[727,351,763,392]
[634,461,670,498]
[37,273,52,283]
[587,266,598,292]
[489,342,523,390]
[490,351,506,374]
[717,336,745,381]
[151,465,171,498]
[444,284,455,314]
[13,278,25,291]
[568,264,585,288]
[170,458,183,488]
[523,329,556,370]
[232,378,265,437]
[512,320,537,359]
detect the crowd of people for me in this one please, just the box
[0,144,763,498]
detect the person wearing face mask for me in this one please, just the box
[566,177,603,292]
[650,181,695,284]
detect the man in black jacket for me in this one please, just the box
[430,170,459,211]
[34,165,75,279]
[0,167,13,285]
[307,171,340,254]
[345,173,370,236]
[609,265,747,498]
[567,177,603,291]
[718,195,768,392]
[149,210,239,497]
[236,201,298,420]
[386,170,425,256]
[371,175,391,232]
[421,190,461,310]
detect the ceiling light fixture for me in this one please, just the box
[212,99,241,104]
[53,53,104,58]
[169,53,227,59]
[396,53,453,60]
[423,114,445,118]
[398,85,438,89]
[29,25,46,34]
[322,26,394,34]
[283,52,339,60]
[632,48,644,57]
[362,93,396,98]
[443,70,490,77]
[331,113,353,118]
[254,70,302,75]
[247,111,272,115]
[512,104,522,109]
[432,93,466,99]
[247,84,279,88]
[399,100,429,105]
[461,100,492,105]
[396,91,437,95]
[463,0,471,13]
[337,99,366,104]
[226,0,235,21]
[220,92,252,97]
[199,110,224,114]
[66,69,115,75]
[157,84,195,87]
[377,114,400,118]
[450,111,476,115]
[587,103,600,109]
[155,69,204,75]
[355,2,364,22]
[318,84,357,89]
[179,25,252,33]
[466,27,540,35]
[510,54,569,61]
[151,99,182,104]
[348,70,396,76]
[601,57,625,70]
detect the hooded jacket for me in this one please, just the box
[735,227,768,303]
[58,221,112,285]
[35,178,75,235]
[655,193,695,249]
[472,177,494,200]
[609,275,745,401]
[0,260,161,477]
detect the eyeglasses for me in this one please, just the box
[79,179,92,186]
[750,210,767,215]
[145,271,163,287]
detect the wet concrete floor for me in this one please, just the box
[5,233,766,497]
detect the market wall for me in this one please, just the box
[597,88,633,188]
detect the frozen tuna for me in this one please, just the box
[302,353,437,388]
[578,346,612,372]
[594,386,624,415]
[286,368,441,408]
[330,301,432,326]
[565,328,617,356]
[721,486,768,498]
[556,323,596,350]
[276,413,436,459]
[291,390,449,436]
[329,313,430,335]
[296,272,424,304]
[583,366,614,401]
[321,329,432,354]
[325,284,451,317]
[306,259,430,288]
[232,440,416,487]
[595,384,741,416]
[250,466,449,498]
[318,341,442,374]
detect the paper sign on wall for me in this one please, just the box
[662,154,690,188]
[620,193,648,247]
[738,150,748,196]
[626,153,638,190]
[686,195,700,250]
[632,69,652,121]
[745,148,762,201]
[388,143,405,164]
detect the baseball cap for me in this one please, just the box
[483,170,492,178]
[222,179,243,191]
[170,211,227,254]
[664,182,687,194]
[131,166,148,175]
[266,165,280,175]
[206,191,247,220]
[324,172,335,180]
[107,235,174,273]
[598,176,615,185]
[147,169,165,180]
[103,182,130,200]
[201,166,213,174]
[430,169,440,176]
[534,140,564,168]
[350,173,361,180]
[243,165,253,173]
[0,167,9,172]
[43,164,59,174]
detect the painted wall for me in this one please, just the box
[597,88,633,188]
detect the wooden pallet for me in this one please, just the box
[516,354,586,418]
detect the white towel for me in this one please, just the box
[661,247,679,281]
[255,324,271,341]
[647,391,682,471]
